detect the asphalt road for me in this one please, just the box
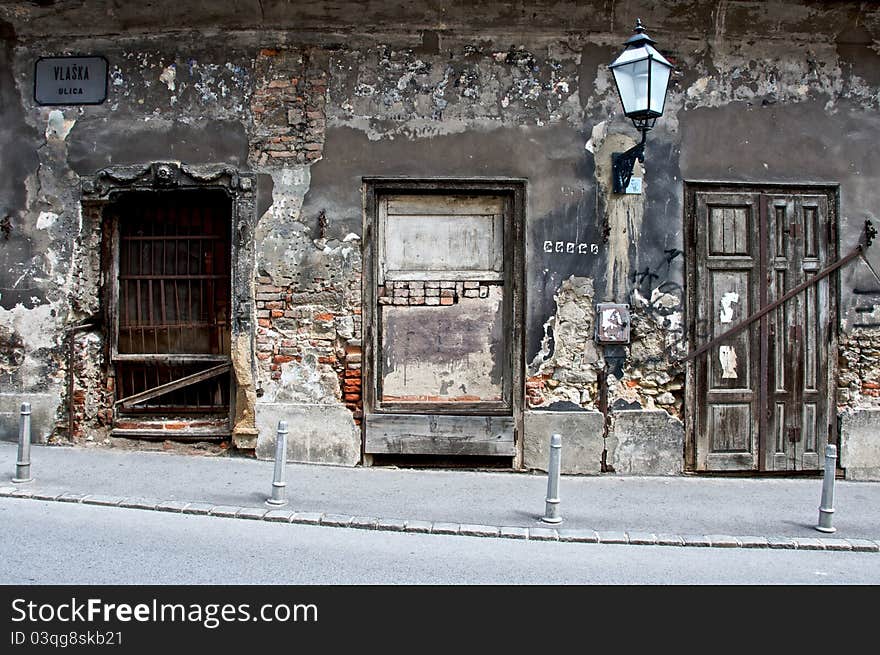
[2,499,878,584]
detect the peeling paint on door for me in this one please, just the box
[719,292,739,324]
[719,345,738,379]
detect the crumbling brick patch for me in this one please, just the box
[62,330,113,442]
[838,327,880,408]
[255,271,363,424]
[527,276,601,409]
[526,278,685,416]
[377,280,496,306]
[250,46,328,167]
[617,289,686,419]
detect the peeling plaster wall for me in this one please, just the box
[0,1,878,476]
[1,32,261,444]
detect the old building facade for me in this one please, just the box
[1,1,878,478]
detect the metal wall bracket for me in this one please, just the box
[611,128,647,194]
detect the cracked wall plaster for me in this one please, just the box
[2,0,880,456]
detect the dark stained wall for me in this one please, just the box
[0,0,878,448]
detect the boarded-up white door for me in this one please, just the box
[365,192,518,457]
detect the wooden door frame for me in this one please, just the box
[684,181,840,473]
[361,177,526,466]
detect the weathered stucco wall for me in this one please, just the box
[0,1,877,477]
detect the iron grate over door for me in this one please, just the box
[111,190,232,415]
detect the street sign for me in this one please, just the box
[34,56,108,105]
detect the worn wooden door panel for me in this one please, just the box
[365,414,515,456]
[380,285,507,406]
[379,195,504,282]
[694,192,761,471]
[765,194,831,471]
[691,186,836,473]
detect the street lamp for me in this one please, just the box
[608,19,673,193]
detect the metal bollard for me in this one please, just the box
[542,433,562,524]
[816,443,837,533]
[12,402,33,484]
[266,420,289,506]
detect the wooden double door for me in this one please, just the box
[687,185,838,472]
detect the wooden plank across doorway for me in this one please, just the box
[115,362,231,409]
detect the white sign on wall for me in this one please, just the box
[34,56,108,105]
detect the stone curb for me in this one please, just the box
[3,492,879,552]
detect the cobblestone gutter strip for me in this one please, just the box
[1,489,878,552]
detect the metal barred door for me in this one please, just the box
[109,190,233,425]
[690,186,836,472]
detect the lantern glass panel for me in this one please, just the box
[648,57,671,114]
[611,58,645,116]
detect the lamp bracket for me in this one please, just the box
[611,129,648,194]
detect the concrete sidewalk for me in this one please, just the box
[2,442,880,551]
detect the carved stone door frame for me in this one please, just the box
[81,162,258,444]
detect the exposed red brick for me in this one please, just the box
[114,421,147,430]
